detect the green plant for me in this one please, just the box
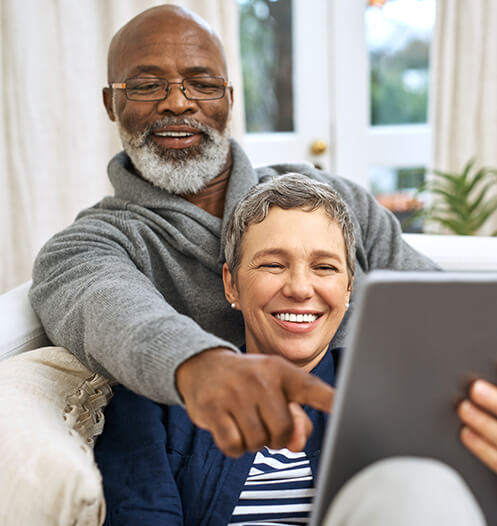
[413,158,497,236]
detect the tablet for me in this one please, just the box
[310,271,497,525]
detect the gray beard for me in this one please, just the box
[116,116,231,195]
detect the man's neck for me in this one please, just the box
[182,152,232,218]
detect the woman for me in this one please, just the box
[95,174,487,525]
[95,173,355,525]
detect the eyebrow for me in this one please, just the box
[252,248,345,261]
[128,64,218,78]
[128,65,165,77]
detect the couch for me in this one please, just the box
[1,233,496,525]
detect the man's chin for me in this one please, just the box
[124,136,230,195]
[149,140,205,163]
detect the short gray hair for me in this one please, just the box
[224,173,355,281]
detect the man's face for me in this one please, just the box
[103,11,234,193]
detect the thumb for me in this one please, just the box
[286,402,313,452]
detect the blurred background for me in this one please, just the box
[2,0,497,293]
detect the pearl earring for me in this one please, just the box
[345,302,350,309]
[231,303,236,309]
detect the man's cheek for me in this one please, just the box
[120,105,155,133]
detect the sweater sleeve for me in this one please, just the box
[29,209,239,405]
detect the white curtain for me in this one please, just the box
[0,0,243,294]
[430,0,497,234]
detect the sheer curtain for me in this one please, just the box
[0,0,243,294]
[430,0,497,234]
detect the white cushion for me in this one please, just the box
[0,346,112,526]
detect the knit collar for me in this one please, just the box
[107,138,259,262]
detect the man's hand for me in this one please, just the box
[176,348,334,457]
[458,379,497,474]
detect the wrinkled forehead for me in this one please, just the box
[107,10,227,81]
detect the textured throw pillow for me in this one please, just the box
[0,346,113,526]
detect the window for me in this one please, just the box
[238,0,332,171]
[367,0,434,126]
[366,0,436,232]
[239,0,294,133]
[237,0,436,229]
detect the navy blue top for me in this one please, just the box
[94,347,342,526]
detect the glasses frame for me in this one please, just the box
[109,76,231,102]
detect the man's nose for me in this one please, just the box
[282,268,314,300]
[156,83,197,115]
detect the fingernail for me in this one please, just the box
[473,380,491,399]
[461,426,476,443]
[459,400,473,415]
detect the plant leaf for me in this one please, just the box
[460,157,476,183]
[466,166,495,194]
[468,180,497,214]
[431,217,471,235]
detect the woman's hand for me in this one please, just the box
[458,379,497,474]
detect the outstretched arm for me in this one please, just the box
[29,212,240,406]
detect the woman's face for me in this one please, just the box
[223,206,352,371]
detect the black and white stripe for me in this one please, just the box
[229,447,315,525]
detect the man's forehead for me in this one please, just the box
[108,11,226,79]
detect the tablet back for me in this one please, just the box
[311,271,497,525]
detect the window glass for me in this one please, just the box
[366,0,436,126]
[238,0,294,132]
[370,166,425,232]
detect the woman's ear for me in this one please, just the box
[345,277,353,308]
[222,263,239,308]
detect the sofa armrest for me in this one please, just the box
[0,281,50,361]
[0,347,111,526]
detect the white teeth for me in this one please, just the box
[274,313,318,323]
[154,131,193,137]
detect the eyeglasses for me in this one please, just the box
[109,76,230,102]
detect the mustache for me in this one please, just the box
[140,117,214,141]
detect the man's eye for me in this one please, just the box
[190,80,215,88]
[130,81,162,91]
[187,79,220,92]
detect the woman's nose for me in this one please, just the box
[282,268,314,300]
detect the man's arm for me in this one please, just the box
[30,211,333,457]
[29,212,240,405]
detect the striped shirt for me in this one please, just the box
[229,447,315,525]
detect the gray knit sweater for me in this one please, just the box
[30,140,437,404]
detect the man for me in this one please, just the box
[29,4,437,458]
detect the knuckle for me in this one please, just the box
[213,427,244,457]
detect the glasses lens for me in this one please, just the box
[126,78,167,101]
[184,77,225,100]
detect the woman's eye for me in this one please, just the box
[260,263,283,269]
[315,265,337,272]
